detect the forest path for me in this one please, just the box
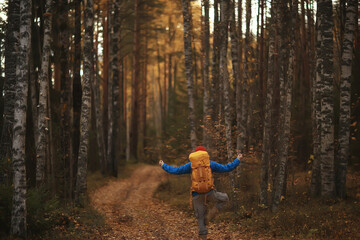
[90,165,246,239]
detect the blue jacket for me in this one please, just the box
[162,158,240,195]
[162,158,240,175]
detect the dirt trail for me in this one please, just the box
[90,165,246,240]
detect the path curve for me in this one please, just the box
[90,165,245,239]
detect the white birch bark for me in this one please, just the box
[260,0,276,206]
[11,0,31,237]
[318,0,335,198]
[337,0,357,198]
[272,0,296,212]
[75,0,93,205]
[36,0,53,186]
[1,0,19,182]
[310,6,322,196]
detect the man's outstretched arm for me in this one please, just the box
[159,160,192,175]
[211,153,243,173]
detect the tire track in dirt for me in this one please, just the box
[90,165,248,239]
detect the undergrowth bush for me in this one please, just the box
[27,187,60,235]
[0,184,12,237]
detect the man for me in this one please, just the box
[159,146,242,237]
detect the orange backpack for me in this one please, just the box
[189,150,214,193]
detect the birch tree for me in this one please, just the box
[36,0,53,186]
[107,1,113,172]
[260,0,276,206]
[181,0,197,150]
[310,2,322,196]
[219,0,233,160]
[240,0,251,152]
[131,0,140,159]
[337,0,357,198]
[210,0,220,122]
[109,0,120,176]
[202,0,211,149]
[272,0,296,212]
[75,0,93,205]
[229,0,241,152]
[11,0,31,236]
[318,0,335,198]
[1,0,19,179]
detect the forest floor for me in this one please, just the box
[90,165,262,240]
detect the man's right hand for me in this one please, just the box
[159,160,164,167]
[237,153,243,160]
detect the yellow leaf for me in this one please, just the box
[351,121,357,127]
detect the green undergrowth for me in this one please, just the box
[153,158,360,239]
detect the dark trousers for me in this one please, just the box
[192,190,229,235]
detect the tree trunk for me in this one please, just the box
[110,0,120,176]
[260,0,276,206]
[131,0,140,158]
[318,0,335,198]
[36,0,53,186]
[107,2,113,173]
[75,0,93,206]
[11,0,31,237]
[236,0,243,152]
[240,0,251,152]
[210,0,220,125]
[181,0,197,150]
[272,0,296,212]
[1,0,19,182]
[219,0,232,160]
[202,0,211,149]
[229,0,241,152]
[73,0,82,180]
[102,1,109,159]
[93,9,106,176]
[337,0,356,198]
[59,0,72,202]
[310,2,322,197]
